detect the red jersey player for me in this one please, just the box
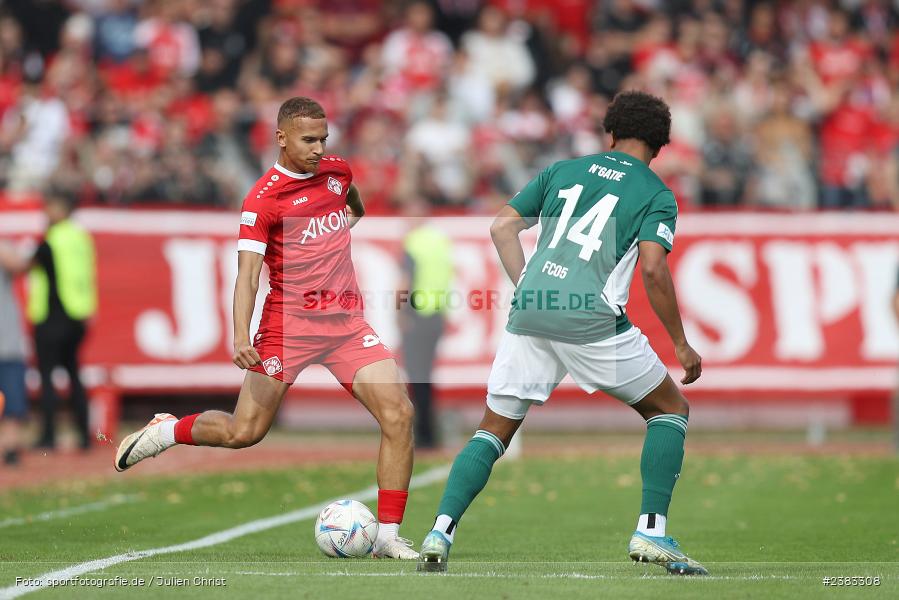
[115,97,419,559]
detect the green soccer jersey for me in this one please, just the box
[505,151,678,344]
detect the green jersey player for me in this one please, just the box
[419,91,708,575]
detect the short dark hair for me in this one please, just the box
[602,91,671,153]
[44,188,76,214]
[277,97,326,127]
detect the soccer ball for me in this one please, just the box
[314,499,379,558]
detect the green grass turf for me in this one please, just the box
[0,451,897,599]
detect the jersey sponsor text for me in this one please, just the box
[300,210,350,245]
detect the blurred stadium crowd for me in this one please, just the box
[0,0,898,212]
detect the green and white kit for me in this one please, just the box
[488,151,678,416]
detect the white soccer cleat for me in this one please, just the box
[628,532,709,575]
[372,535,419,560]
[114,413,177,472]
[417,530,451,572]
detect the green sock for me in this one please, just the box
[640,414,688,516]
[436,430,505,522]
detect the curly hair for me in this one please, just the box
[602,91,671,153]
[277,97,326,127]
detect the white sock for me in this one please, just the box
[377,522,399,544]
[433,514,456,544]
[637,513,666,537]
[158,420,176,446]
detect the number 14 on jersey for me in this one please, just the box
[547,185,620,261]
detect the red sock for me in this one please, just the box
[174,414,199,445]
[377,489,409,524]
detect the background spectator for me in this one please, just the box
[894,263,899,450]
[381,1,453,111]
[699,106,754,207]
[752,82,817,209]
[1,74,70,194]
[460,5,535,96]
[0,240,28,466]
[0,0,897,212]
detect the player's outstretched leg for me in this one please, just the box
[418,407,522,572]
[115,371,288,471]
[351,359,418,560]
[627,375,708,575]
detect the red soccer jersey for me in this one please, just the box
[238,157,362,316]
[809,39,870,86]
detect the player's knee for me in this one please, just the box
[377,395,414,436]
[635,386,690,420]
[656,394,688,418]
[226,423,266,449]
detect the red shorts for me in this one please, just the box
[249,310,394,392]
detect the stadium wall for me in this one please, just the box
[2,208,897,429]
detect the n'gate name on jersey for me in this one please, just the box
[588,163,627,182]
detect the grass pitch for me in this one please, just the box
[0,439,897,599]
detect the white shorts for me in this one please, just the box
[486,326,668,420]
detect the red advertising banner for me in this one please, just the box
[2,209,898,396]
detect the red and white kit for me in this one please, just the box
[238,157,392,390]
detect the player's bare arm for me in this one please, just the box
[233,250,263,369]
[490,204,532,283]
[893,287,899,325]
[639,241,701,384]
[346,183,365,228]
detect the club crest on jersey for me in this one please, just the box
[263,356,283,376]
[327,177,343,195]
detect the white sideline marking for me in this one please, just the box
[308,571,800,581]
[0,465,450,600]
[0,495,141,529]
[101,569,804,582]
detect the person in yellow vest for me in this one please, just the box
[399,204,454,449]
[27,193,97,450]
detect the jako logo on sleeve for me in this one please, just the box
[656,223,674,245]
[241,211,258,226]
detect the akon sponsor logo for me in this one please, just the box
[299,210,350,244]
